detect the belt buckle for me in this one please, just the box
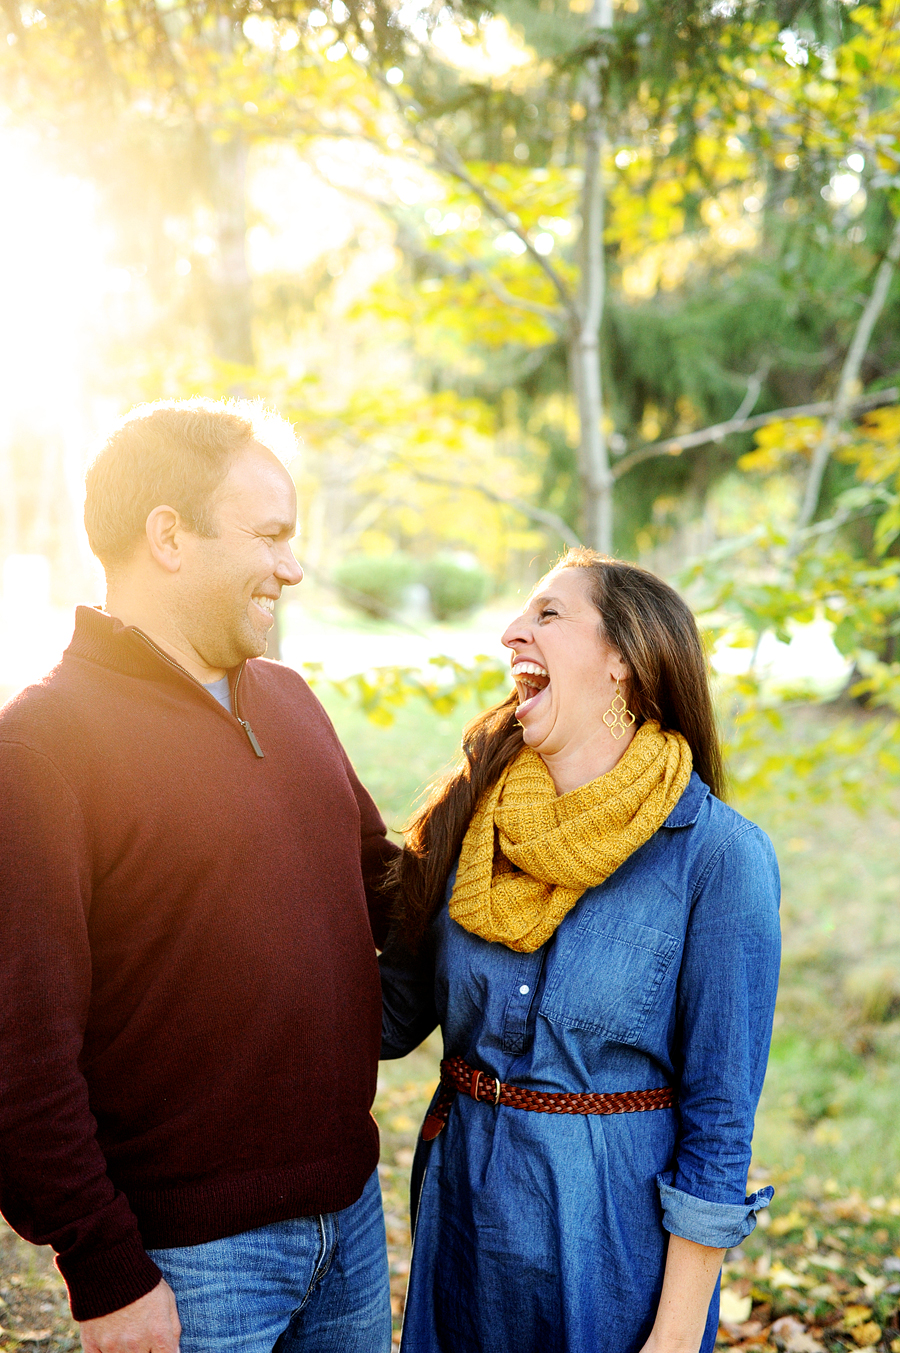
[470,1068,502,1107]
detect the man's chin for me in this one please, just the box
[246,630,270,660]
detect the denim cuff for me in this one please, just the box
[656,1175,774,1248]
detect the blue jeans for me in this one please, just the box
[148,1171,391,1353]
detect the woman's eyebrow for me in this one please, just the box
[530,593,563,607]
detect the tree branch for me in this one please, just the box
[424,136,577,317]
[354,57,578,318]
[462,257,566,326]
[730,359,771,423]
[407,467,584,548]
[792,215,900,542]
[311,140,565,326]
[612,387,899,479]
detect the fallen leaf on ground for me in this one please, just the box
[806,1283,840,1302]
[768,1264,814,1289]
[770,1211,808,1237]
[841,1305,875,1328]
[770,1314,825,1352]
[854,1266,887,1297]
[720,1288,753,1323]
[807,1252,845,1271]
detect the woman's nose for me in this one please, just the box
[501,614,531,650]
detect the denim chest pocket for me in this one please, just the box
[539,913,680,1045]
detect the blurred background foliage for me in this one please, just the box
[2,0,900,1345]
[1,0,899,738]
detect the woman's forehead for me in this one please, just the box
[527,567,587,605]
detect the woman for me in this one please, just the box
[380,550,780,1353]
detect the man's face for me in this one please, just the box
[176,442,303,672]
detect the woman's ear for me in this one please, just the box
[608,654,630,686]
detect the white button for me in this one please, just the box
[519,984,530,995]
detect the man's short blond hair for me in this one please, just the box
[84,398,296,569]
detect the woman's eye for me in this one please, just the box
[538,608,558,622]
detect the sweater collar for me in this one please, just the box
[66,606,244,688]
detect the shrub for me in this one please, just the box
[333,553,418,619]
[422,554,490,622]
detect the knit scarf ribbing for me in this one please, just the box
[448,721,692,952]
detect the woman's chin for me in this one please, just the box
[518,719,552,753]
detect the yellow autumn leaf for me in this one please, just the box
[768,1263,814,1289]
[851,1323,882,1348]
[842,1305,875,1328]
[719,1288,753,1323]
[769,1208,807,1236]
[739,418,824,473]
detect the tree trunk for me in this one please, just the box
[203,15,254,368]
[571,0,613,554]
[207,132,255,367]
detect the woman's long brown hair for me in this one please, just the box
[389,550,725,948]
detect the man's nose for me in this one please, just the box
[276,548,304,586]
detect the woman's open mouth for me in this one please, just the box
[511,661,550,718]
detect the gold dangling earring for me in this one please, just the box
[602,680,636,740]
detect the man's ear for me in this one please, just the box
[145,506,185,574]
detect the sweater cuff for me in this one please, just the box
[59,1232,163,1322]
[656,1175,774,1249]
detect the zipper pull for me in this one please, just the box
[240,720,264,758]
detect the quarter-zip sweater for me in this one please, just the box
[0,606,398,1321]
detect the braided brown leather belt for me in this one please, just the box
[421,1055,675,1141]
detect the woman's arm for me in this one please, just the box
[379,926,440,1059]
[649,820,780,1346]
[639,1235,726,1353]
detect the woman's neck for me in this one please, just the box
[537,726,637,795]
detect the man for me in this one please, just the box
[0,399,397,1353]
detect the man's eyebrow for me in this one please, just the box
[255,518,297,534]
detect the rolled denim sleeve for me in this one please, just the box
[662,820,780,1245]
[657,1177,774,1248]
[379,927,439,1059]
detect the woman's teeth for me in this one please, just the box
[511,661,549,692]
[511,661,550,715]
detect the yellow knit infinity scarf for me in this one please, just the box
[448,721,692,953]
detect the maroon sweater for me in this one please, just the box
[0,607,397,1321]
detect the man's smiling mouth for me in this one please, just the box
[251,595,276,622]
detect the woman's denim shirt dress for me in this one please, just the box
[380,774,781,1352]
